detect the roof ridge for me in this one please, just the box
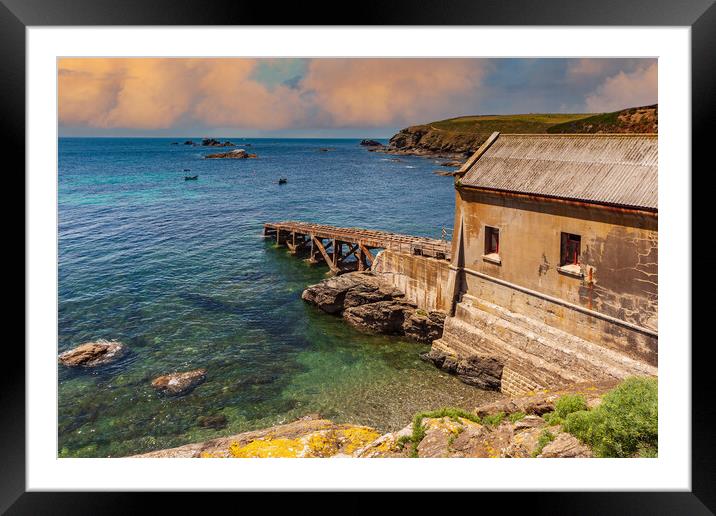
[499,133,658,137]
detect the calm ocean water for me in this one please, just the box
[58,137,500,457]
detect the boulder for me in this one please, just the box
[538,432,593,458]
[151,369,207,396]
[421,348,504,390]
[343,300,416,335]
[503,426,543,458]
[402,310,446,343]
[420,348,458,372]
[58,340,126,368]
[456,355,504,390]
[301,272,403,314]
[183,140,194,145]
[513,415,545,431]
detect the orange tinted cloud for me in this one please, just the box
[301,59,488,127]
[58,58,487,131]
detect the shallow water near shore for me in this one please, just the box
[58,138,502,457]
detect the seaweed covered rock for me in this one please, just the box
[151,369,207,396]
[58,340,126,368]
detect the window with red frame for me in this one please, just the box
[485,226,500,255]
[560,232,581,266]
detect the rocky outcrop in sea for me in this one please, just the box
[204,149,257,159]
[301,271,446,343]
[151,369,207,396]
[58,340,126,368]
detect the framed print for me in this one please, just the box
[6,0,715,511]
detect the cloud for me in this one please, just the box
[58,58,487,131]
[583,62,658,112]
[300,59,487,127]
[58,58,299,130]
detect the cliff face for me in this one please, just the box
[547,104,657,134]
[388,126,485,157]
[384,105,658,157]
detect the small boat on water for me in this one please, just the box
[184,175,198,180]
[277,178,287,185]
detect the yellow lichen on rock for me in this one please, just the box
[339,426,381,454]
[306,431,339,457]
[229,438,305,458]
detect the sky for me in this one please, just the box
[58,58,657,138]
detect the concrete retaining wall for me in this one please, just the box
[373,250,452,312]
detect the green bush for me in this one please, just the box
[563,377,657,458]
[543,394,589,425]
[508,412,526,423]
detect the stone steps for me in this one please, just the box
[434,318,588,389]
[432,294,656,394]
[457,294,656,379]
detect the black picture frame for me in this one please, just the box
[5,0,714,511]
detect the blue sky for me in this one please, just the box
[58,58,657,138]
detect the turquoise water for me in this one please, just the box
[58,138,501,457]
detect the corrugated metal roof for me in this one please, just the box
[460,134,658,210]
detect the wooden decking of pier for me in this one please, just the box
[263,221,451,274]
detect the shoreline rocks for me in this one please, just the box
[58,340,126,368]
[301,272,404,314]
[420,348,504,390]
[132,415,381,458]
[301,272,446,343]
[131,379,615,458]
[151,369,207,396]
[343,300,417,335]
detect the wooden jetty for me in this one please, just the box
[263,221,451,274]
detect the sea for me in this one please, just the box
[58,137,501,457]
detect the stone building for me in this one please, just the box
[432,132,658,395]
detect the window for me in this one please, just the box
[560,233,581,266]
[485,226,499,255]
[482,226,501,264]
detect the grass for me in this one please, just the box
[429,113,594,134]
[562,377,658,458]
[508,411,527,423]
[482,412,505,428]
[532,429,556,457]
[404,407,482,458]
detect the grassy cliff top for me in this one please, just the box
[413,104,657,136]
[427,113,595,134]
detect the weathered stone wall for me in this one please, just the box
[451,188,657,363]
[373,250,452,312]
[453,189,658,330]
